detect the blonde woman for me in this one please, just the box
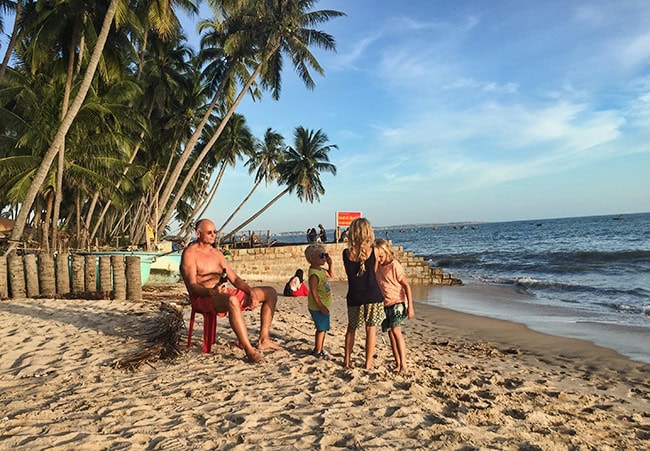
[342,218,385,369]
[374,238,415,373]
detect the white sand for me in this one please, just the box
[0,281,648,449]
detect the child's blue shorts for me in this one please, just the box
[309,309,330,332]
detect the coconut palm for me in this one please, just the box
[4,0,123,255]
[217,127,285,235]
[0,0,28,79]
[155,0,345,236]
[226,125,336,238]
[178,112,255,237]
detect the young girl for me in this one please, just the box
[342,217,385,369]
[374,238,415,373]
[283,269,309,297]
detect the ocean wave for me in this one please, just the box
[548,250,650,266]
[424,253,480,267]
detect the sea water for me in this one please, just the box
[274,212,650,363]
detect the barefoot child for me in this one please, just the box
[305,244,334,359]
[374,238,415,373]
[342,218,385,369]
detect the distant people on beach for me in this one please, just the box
[342,217,385,369]
[307,227,318,243]
[318,224,327,243]
[374,238,415,374]
[305,244,334,360]
[283,269,309,297]
[180,219,281,363]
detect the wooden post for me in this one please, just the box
[71,254,85,293]
[0,256,7,298]
[125,256,142,301]
[7,254,26,298]
[98,256,111,297]
[38,253,56,297]
[84,255,97,292]
[56,253,70,295]
[24,254,39,297]
[111,255,126,300]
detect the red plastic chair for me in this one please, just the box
[187,307,217,353]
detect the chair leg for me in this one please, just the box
[203,313,217,353]
[187,308,196,349]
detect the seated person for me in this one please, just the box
[180,219,281,363]
[283,269,309,297]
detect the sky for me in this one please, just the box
[200,0,650,234]
[4,1,650,234]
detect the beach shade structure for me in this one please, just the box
[187,306,218,353]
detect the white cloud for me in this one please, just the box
[619,32,650,69]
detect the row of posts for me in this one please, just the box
[0,254,142,301]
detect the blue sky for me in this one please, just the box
[206,0,650,234]
[4,1,650,234]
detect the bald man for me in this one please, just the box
[180,219,281,363]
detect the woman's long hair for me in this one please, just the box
[347,217,375,275]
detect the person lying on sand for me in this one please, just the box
[180,219,281,363]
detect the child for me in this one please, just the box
[304,244,334,359]
[374,238,415,373]
[342,217,385,369]
[283,269,309,297]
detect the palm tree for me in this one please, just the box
[155,0,345,236]
[226,125,336,238]
[0,0,27,79]
[178,112,255,237]
[4,0,122,255]
[86,33,198,246]
[217,127,285,235]
[131,0,198,78]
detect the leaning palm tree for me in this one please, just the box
[180,112,255,235]
[0,0,27,79]
[4,0,123,255]
[226,126,336,238]
[217,127,285,235]
[155,0,345,236]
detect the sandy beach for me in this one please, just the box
[1,280,648,450]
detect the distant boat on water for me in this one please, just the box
[612,215,625,220]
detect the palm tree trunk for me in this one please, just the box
[41,192,53,254]
[4,0,120,256]
[157,63,265,236]
[7,254,26,298]
[177,167,217,238]
[98,255,111,297]
[218,179,261,235]
[0,0,22,80]
[155,66,234,233]
[38,253,56,296]
[227,187,289,239]
[0,256,8,298]
[24,254,39,297]
[125,256,142,300]
[89,135,146,243]
[51,142,65,251]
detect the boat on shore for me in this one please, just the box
[79,251,182,285]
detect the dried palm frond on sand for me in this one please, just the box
[112,302,184,371]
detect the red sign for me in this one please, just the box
[336,211,362,228]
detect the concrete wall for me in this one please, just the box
[226,242,462,286]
